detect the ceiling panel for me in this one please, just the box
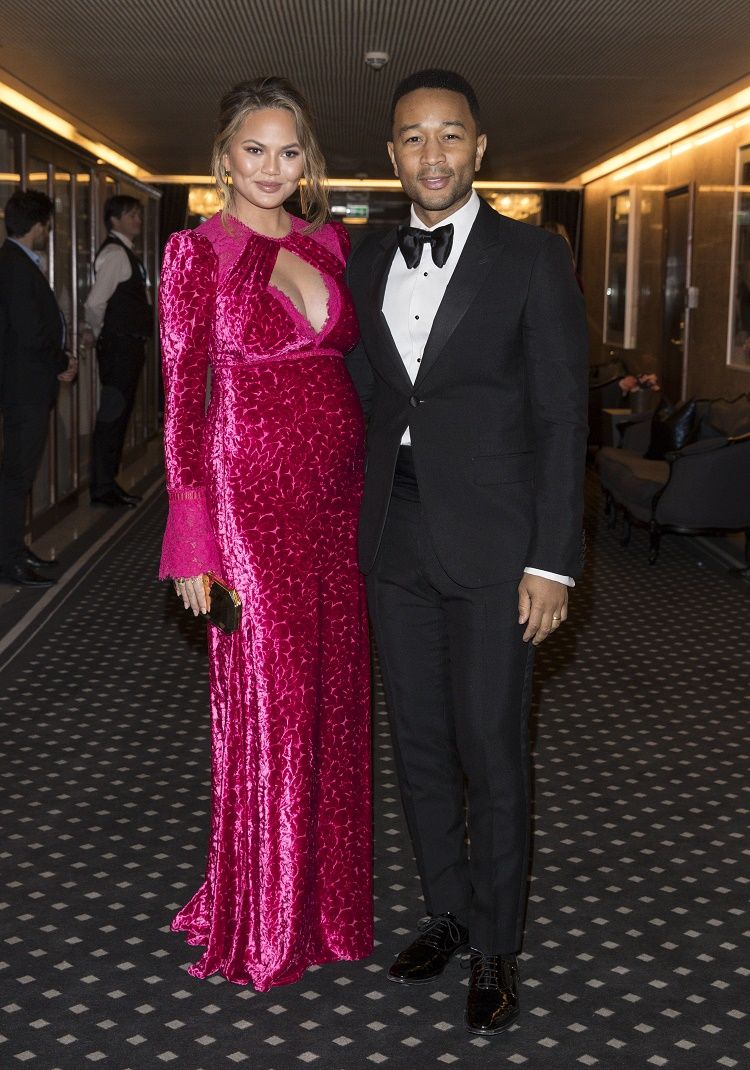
[1,0,749,180]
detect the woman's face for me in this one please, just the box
[223,108,304,220]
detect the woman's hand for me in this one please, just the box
[174,575,208,616]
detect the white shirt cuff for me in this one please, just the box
[524,566,575,587]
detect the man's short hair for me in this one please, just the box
[104,194,142,229]
[4,189,54,238]
[390,69,482,131]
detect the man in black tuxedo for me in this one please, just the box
[0,190,77,587]
[345,70,588,1035]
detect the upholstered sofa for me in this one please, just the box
[595,393,750,566]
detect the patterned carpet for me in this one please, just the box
[0,481,748,1069]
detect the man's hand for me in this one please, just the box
[57,354,78,383]
[80,326,96,349]
[518,574,568,645]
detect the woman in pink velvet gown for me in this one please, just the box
[158,78,372,990]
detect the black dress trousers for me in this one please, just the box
[90,332,146,496]
[0,402,53,567]
[366,453,535,955]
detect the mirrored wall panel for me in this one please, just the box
[728,144,750,369]
[604,189,639,350]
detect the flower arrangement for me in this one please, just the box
[618,372,660,394]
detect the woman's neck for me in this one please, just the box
[229,199,292,238]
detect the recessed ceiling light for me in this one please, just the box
[364,51,389,70]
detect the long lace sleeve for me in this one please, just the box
[158,229,222,580]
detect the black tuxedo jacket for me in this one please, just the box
[0,239,66,406]
[345,199,589,588]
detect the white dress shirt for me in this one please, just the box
[381,190,573,588]
[84,230,150,338]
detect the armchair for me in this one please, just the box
[595,394,750,567]
[587,356,629,452]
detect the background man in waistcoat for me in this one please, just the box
[83,195,152,507]
[345,70,588,1036]
[0,190,77,587]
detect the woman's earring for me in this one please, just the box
[224,168,231,181]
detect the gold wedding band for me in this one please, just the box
[552,615,561,620]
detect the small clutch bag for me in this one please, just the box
[202,572,242,634]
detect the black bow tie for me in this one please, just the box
[397,223,454,269]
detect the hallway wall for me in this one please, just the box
[581,120,750,400]
[0,103,163,538]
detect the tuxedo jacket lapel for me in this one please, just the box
[414,200,503,388]
[367,230,414,392]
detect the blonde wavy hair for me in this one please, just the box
[211,77,328,232]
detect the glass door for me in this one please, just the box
[86,172,117,462]
[75,168,95,485]
[53,167,77,499]
[117,179,157,451]
[0,125,21,240]
[727,145,750,368]
[27,157,54,518]
[142,192,160,439]
[5,129,162,540]
[661,186,694,403]
[26,133,93,529]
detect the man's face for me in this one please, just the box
[31,218,51,251]
[114,206,142,240]
[388,88,487,225]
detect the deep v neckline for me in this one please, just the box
[221,216,339,339]
[268,244,331,337]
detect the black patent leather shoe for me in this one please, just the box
[387,912,469,985]
[23,548,58,569]
[91,490,137,508]
[465,952,520,1035]
[113,483,142,505]
[0,561,56,588]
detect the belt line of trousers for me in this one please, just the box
[90,332,146,497]
[366,452,535,954]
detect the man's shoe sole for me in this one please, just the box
[0,575,55,588]
[465,1007,520,1035]
[387,944,468,985]
[387,970,444,985]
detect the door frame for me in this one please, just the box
[661,182,696,400]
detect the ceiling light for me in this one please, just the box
[576,83,750,184]
[364,51,389,70]
[0,78,150,181]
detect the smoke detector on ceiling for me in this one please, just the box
[364,51,389,70]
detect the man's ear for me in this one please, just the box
[474,134,487,172]
[387,141,399,178]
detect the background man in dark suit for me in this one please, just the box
[345,70,588,1036]
[0,190,77,588]
[82,195,152,508]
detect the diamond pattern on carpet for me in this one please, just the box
[0,480,748,1068]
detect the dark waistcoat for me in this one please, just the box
[97,235,152,337]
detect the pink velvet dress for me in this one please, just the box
[158,211,372,990]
